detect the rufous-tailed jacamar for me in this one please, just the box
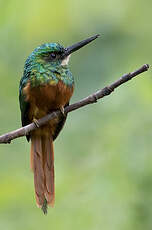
[19,34,99,214]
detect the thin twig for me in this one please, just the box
[0,64,149,144]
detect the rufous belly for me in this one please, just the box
[23,80,74,136]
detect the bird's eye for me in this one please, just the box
[50,52,56,59]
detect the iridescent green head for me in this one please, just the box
[25,34,100,69]
[31,43,65,67]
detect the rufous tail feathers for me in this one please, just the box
[31,134,55,214]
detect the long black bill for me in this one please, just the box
[63,34,100,57]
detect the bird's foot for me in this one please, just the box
[33,118,40,128]
[59,106,66,117]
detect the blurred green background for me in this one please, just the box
[0,0,152,229]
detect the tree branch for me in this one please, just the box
[0,64,149,144]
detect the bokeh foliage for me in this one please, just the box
[0,0,152,229]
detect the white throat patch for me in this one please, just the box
[61,55,71,66]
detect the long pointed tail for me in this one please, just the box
[31,134,55,214]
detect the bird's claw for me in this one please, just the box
[60,106,66,117]
[33,118,40,128]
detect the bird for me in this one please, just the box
[19,34,99,214]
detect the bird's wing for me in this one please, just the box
[19,77,31,141]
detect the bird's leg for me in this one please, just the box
[33,118,40,128]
